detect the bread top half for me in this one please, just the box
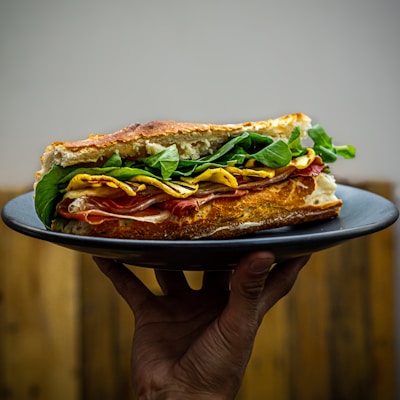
[36,113,312,182]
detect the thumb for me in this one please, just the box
[222,251,275,332]
[232,251,275,301]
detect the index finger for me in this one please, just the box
[93,257,154,312]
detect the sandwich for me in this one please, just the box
[34,113,356,240]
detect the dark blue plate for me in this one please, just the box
[2,185,398,270]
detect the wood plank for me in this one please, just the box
[286,250,332,400]
[0,190,81,400]
[80,254,135,400]
[80,256,165,399]
[237,301,292,400]
[368,227,396,399]
[359,182,396,399]
[325,237,376,399]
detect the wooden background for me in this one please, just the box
[0,182,397,400]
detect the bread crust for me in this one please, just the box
[36,113,312,181]
[52,176,342,240]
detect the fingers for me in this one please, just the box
[202,270,232,292]
[93,257,153,312]
[261,255,310,313]
[155,269,190,295]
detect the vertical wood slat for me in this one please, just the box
[0,190,81,400]
[80,254,135,400]
[0,181,397,399]
[287,250,332,400]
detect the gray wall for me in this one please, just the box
[1,0,399,191]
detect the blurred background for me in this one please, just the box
[1,0,399,399]
[1,0,400,188]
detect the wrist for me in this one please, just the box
[134,372,239,400]
[136,388,233,400]
[156,394,227,400]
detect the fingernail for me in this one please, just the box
[249,257,274,274]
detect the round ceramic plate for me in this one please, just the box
[1,185,398,270]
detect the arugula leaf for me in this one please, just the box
[308,124,333,149]
[315,146,338,163]
[108,167,160,181]
[308,124,356,163]
[253,139,292,168]
[335,144,357,159]
[35,165,74,228]
[173,161,230,177]
[103,152,122,167]
[201,132,251,162]
[172,133,273,175]
[220,146,250,166]
[288,127,307,157]
[169,133,255,176]
[238,132,273,153]
[142,144,180,180]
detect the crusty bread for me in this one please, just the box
[51,175,342,240]
[36,113,312,182]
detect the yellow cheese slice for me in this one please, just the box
[65,174,144,196]
[129,175,199,198]
[225,166,275,179]
[289,148,316,169]
[181,167,238,189]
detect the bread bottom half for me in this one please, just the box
[52,175,342,240]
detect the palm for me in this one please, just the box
[130,271,247,396]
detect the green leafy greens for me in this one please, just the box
[308,124,356,163]
[35,125,356,228]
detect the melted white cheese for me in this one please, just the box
[304,173,338,205]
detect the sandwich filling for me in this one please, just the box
[34,124,355,230]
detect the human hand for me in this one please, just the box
[94,252,310,400]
